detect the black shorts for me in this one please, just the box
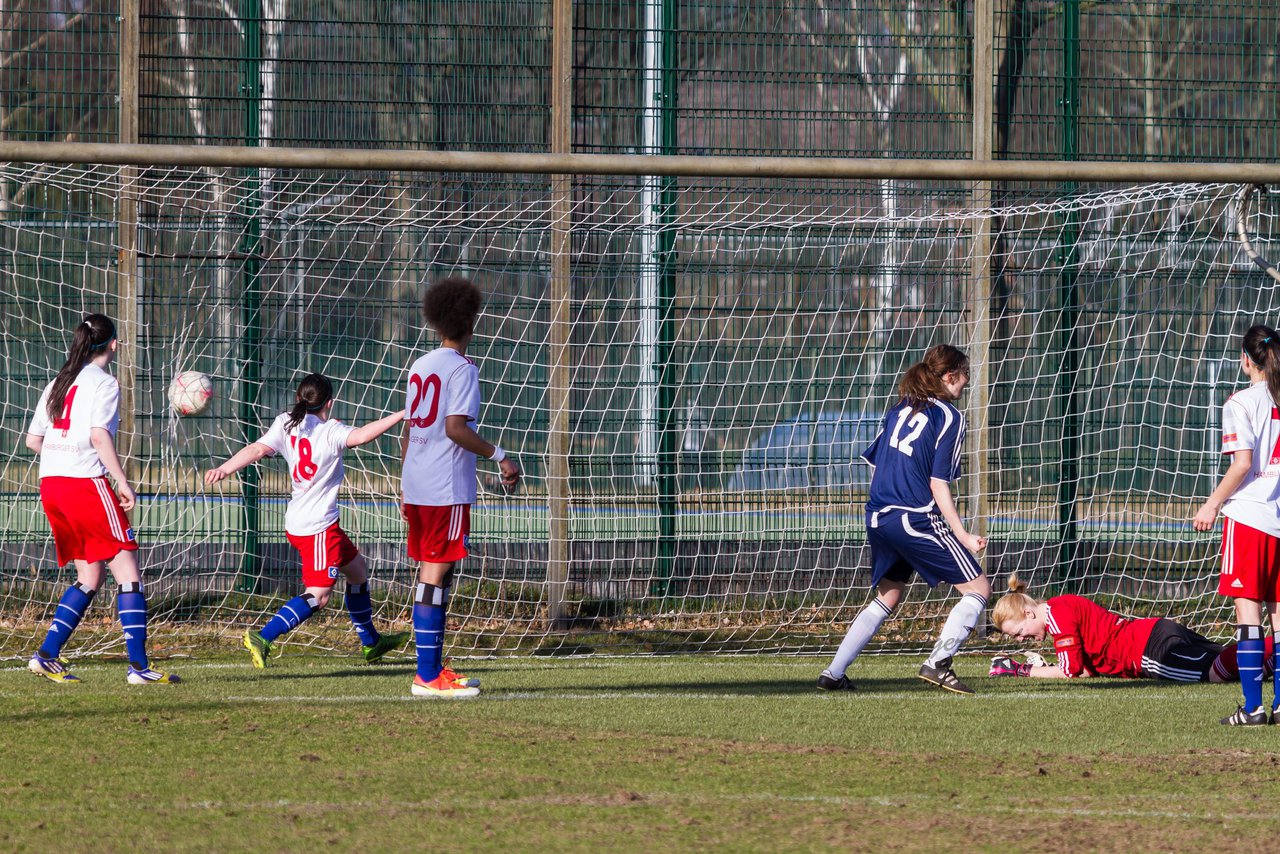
[1140,619,1224,683]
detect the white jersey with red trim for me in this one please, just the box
[256,413,356,536]
[27,363,121,479]
[1219,382,1280,538]
[402,347,482,506]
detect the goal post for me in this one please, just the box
[2,144,1278,660]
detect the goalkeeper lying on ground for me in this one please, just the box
[989,575,1272,683]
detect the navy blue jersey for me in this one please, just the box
[861,398,965,512]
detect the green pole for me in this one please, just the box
[1056,0,1081,591]
[236,0,264,592]
[653,0,679,600]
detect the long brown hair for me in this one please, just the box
[284,373,334,431]
[47,314,115,421]
[899,344,969,414]
[1243,324,1280,408]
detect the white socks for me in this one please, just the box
[825,598,894,679]
[923,592,988,668]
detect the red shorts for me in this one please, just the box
[406,504,470,564]
[1219,516,1280,600]
[39,476,138,566]
[286,522,360,588]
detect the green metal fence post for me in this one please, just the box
[652,0,679,601]
[236,0,264,593]
[1056,0,1082,592]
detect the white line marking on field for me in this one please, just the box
[221,688,1231,703]
[146,793,1280,823]
[1,659,617,673]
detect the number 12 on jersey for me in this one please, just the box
[888,408,928,456]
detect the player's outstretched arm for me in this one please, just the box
[444,414,522,488]
[205,443,274,485]
[345,409,405,448]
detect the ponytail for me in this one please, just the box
[899,344,970,414]
[284,373,334,431]
[47,314,115,421]
[991,574,1040,630]
[1243,324,1280,408]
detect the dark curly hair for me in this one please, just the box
[422,277,483,342]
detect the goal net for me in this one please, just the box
[0,160,1272,659]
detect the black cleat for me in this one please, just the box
[1220,705,1270,727]
[917,660,975,695]
[816,671,855,691]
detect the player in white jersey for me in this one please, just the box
[402,277,521,698]
[1193,324,1280,725]
[205,373,408,668]
[24,313,177,685]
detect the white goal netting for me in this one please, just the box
[1,161,1276,659]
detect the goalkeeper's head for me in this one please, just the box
[423,276,484,344]
[992,575,1046,640]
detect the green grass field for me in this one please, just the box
[2,654,1278,853]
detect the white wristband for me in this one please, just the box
[488,446,506,463]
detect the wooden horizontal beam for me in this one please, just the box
[3,141,1279,184]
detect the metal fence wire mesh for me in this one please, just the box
[3,2,1280,657]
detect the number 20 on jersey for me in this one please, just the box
[408,373,441,428]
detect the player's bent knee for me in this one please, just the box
[340,555,368,585]
[876,579,906,608]
[307,587,334,609]
[877,590,903,611]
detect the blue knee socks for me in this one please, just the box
[1237,624,1265,712]
[413,582,448,682]
[345,582,379,647]
[117,581,150,670]
[260,593,317,643]
[38,581,96,660]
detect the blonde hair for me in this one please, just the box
[991,575,1040,631]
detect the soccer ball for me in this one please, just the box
[168,370,214,416]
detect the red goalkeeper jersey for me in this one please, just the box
[1044,595,1159,678]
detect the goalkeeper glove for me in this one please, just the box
[989,655,1032,677]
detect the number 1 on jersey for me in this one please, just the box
[53,385,78,434]
[888,408,928,457]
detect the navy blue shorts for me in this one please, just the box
[866,508,983,588]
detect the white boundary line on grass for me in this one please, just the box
[160,793,1280,823]
[0,659,617,674]
[224,687,1230,703]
